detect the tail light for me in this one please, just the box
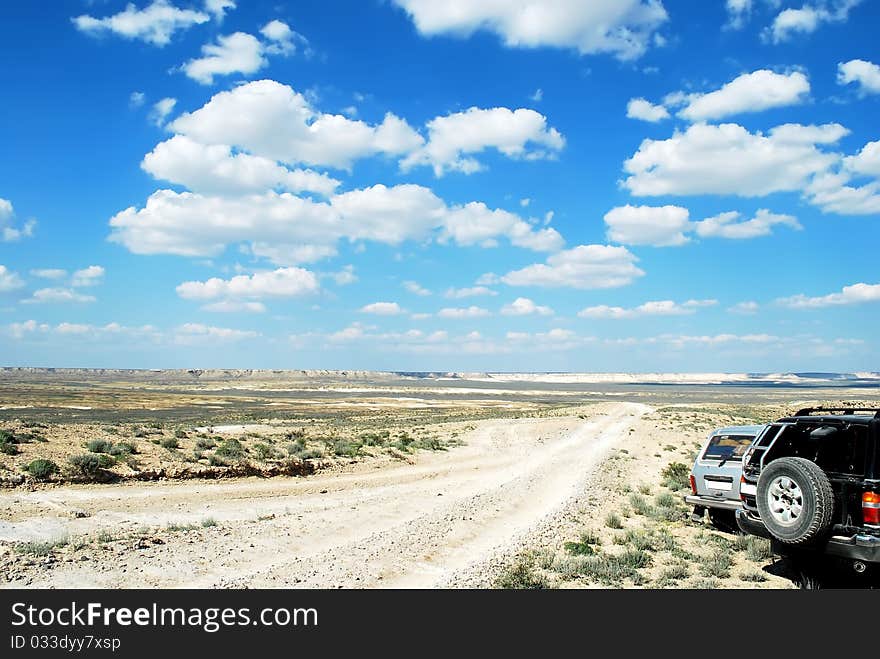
[862,491,880,527]
[740,475,747,501]
[689,474,697,495]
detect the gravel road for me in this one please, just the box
[0,402,650,588]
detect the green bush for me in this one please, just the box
[605,512,623,529]
[110,441,137,456]
[69,453,103,477]
[252,443,280,461]
[0,441,18,455]
[86,439,113,453]
[331,439,361,458]
[214,438,244,459]
[286,438,306,454]
[27,458,59,480]
[699,551,733,578]
[160,437,179,450]
[564,532,601,556]
[576,549,652,585]
[661,462,690,490]
[629,493,653,516]
[96,454,116,468]
[494,556,550,589]
[413,437,446,451]
[195,437,216,450]
[174,429,188,439]
[294,448,324,461]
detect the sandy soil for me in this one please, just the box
[0,402,649,588]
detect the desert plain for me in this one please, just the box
[1,368,878,589]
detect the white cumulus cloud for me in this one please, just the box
[623,122,847,197]
[176,267,320,302]
[579,298,716,319]
[401,107,565,176]
[604,205,691,247]
[359,302,404,315]
[765,1,862,43]
[73,0,210,46]
[501,297,553,316]
[500,245,644,289]
[0,265,25,292]
[678,70,810,122]
[777,282,880,308]
[626,98,670,122]
[437,306,491,319]
[392,0,669,61]
[838,59,880,95]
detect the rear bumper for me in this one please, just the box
[822,533,880,563]
[735,509,773,539]
[684,494,742,511]
[735,510,880,563]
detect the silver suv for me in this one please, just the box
[685,425,765,531]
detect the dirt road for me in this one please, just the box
[0,402,650,588]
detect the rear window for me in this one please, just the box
[702,434,755,461]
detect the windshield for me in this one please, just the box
[702,434,755,461]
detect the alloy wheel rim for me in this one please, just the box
[767,475,804,526]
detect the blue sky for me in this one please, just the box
[1,0,879,372]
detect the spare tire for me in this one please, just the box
[757,457,834,545]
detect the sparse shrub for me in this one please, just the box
[252,443,280,461]
[86,439,114,454]
[616,529,657,552]
[638,484,652,495]
[629,493,652,516]
[359,432,387,446]
[690,577,720,589]
[208,455,227,467]
[26,459,59,480]
[110,441,137,456]
[15,538,68,556]
[494,556,550,589]
[745,537,773,562]
[390,435,414,452]
[700,551,733,578]
[295,448,324,461]
[96,454,116,468]
[201,518,218,528]
[286,438,306,454]
[97,531,117,543]
[69,453,103,477]
[174,429,188,439]
[160,437,179,450]
[215,438,244,459]
[657,562,690,584]
[331,439,361,458]
[577,549,651,585]
[195,438,216,450]
[661,462,690,490]
[740,569,768,583]
[0,440,18,455]
[655,492,677,508]
[605,512,623,529]
[413,436,446,451]
[564,531,600,556]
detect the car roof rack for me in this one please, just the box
[793,406,880,419]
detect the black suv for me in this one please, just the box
[736,407,880,579]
